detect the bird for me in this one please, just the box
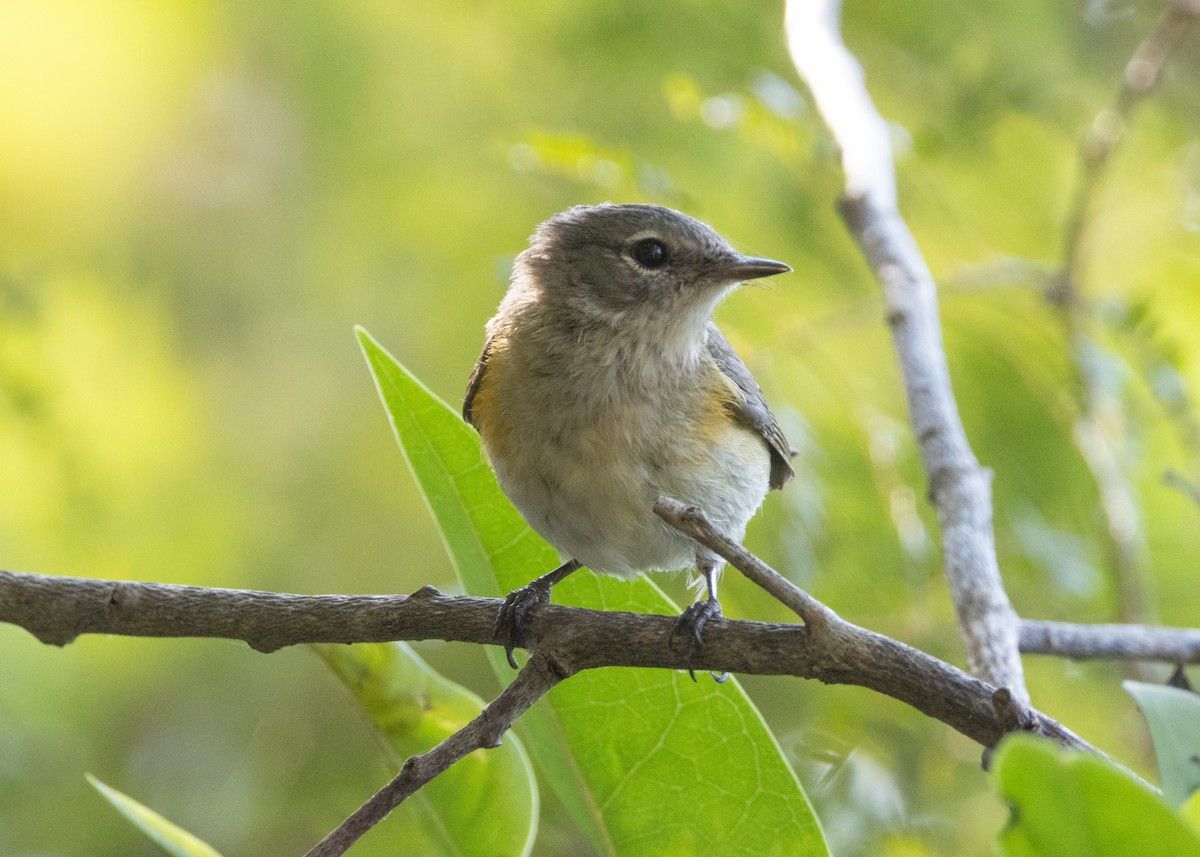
[463,203,793,673]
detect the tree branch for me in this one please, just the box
[651,499,1097,758]
[7,569,1192,669]
[1021,619,1200,663]
[784,0,1027,701]
[654,497,836,628]
[304,655,566,857]
[1,550,1106,759]
[0,571,494,652]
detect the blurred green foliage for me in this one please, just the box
[0,0,1197,855]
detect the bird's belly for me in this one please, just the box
[484,402,771,578]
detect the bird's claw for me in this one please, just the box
[494,580,554,669]
[670,598,726,682]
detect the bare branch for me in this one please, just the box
[2,566,1107,753]
[651,498,1096,756]
[0,570,496,652]
[654,496,836,628]
[304,656,566,857]
[784,0,1027,701]
[1021,619,1200,663]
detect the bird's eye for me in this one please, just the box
[631,238,668,269]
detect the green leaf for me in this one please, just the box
[314,641,538,857]
[1182,789,1200,836]
[86,775,224,857]
[993,734,1200,857]
[1125,681,1200,807]
[357,327,828,857]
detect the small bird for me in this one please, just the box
[464,203,793,672]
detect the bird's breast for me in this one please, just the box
[471,338,771,575]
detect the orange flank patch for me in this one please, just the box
[699,366,747,443]
[468,349,514,464]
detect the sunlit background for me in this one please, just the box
[2,0,1198,854]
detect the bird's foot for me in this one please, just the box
[493,559,582,669]
[670,598,727,683]
[495,579,555,669]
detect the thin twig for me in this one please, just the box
[657,500,1170,789]
[650,500,1096,755]
[653,497,836,628]
[304,656,567,857]
[1021,619,1200,663]
[784,0,1027,702]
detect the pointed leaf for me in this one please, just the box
[357,327,827,857]
[1125,680,1200,806]
[314,641,537,857]
[86,775,224,857]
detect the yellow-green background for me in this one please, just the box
[1,0,1198,854]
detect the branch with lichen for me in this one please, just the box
[784,0,1028,701]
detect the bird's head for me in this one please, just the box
[514,203,790,338]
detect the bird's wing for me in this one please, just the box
[706,322,795,490]
[462,336,493,426]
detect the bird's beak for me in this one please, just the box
[719,255,792,282]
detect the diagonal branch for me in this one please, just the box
[654,497,836,628]
[784,0,1027,701]
[304,655,567,857]
[652,498,1094,757]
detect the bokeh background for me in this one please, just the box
[2,0,1198,854]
